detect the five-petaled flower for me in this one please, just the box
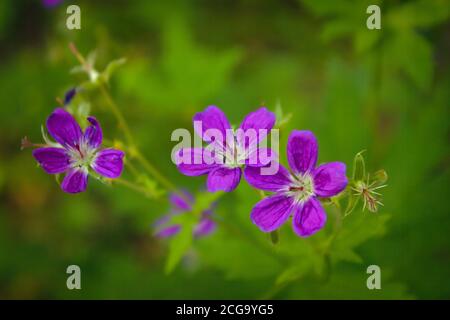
[32,108,125,194]
[176,106,276,192]
[154,192,216,238]
[244,130,348,237]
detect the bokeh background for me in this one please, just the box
[0,0,449,299]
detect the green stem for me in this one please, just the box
[124,158,140,179]
[69,43,293,285]
[69,43,176,194]
[99,84,136,149]
[113,178,157,199]
[101,84,176,192]
[134,150,178,193]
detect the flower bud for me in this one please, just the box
[352,150,366,181]
[372,169,388,185]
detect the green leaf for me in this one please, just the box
[387,0,450,30]
[300,0,351,16]
[320,19,354,43]
[198,230,282,280]
[117,19,241,110]
[331,248,363,264]
[387,31,433,91]
[274,102,292,129]
[331,213,390,264]
[354,29,381,54]
[101,58,127,83]
[275,260,312,286]
[344,193,360,217]
[165,223,194,274]
[163,191,220,274]
[191,191,223,215]
[137,175,165,199]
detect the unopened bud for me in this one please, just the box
[352,150,366,181]
[372,169,388,185]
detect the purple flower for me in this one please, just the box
[244,130,348,237]
[32,108,125,194]
[154,191,216,238]
[42,0,64,8]
[176,106,276,192]
[64,88,77,105]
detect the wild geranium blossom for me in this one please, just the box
[176,106,276,192]
[154,192,216,238]
[244,130,348,237]
[33,108,125,193]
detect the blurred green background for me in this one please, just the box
[0,0,449,299]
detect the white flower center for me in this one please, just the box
[286,173,315,204]
[67,139,97,169]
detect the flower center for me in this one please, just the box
[212,136,263,169]
[216,140,245,169]
[67,139,97,169]
[287,173,315,204]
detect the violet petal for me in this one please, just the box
[194,218,216,237]
[245,147,278,167]
[313,162,348,197]
[176,148,219,176]
[237,107,276,147]
[207,166,241,192]
[92,149,125,178]
[155,225,181,238]
[193,106,231,145]
[250,194,294,232]
[292,197,327,237]
[169,191,193,212]
[244,163,291,192]
[43,0,63,8]
[61,169,88,194]
[84,116,103,149]
[64,88,77,105]
[32,147,70,174]
[46,108,83,148]
[287,130,318,174]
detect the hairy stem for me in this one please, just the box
[69,43,180,195]
[113,178,157,199]
[99,84,136,149]
[134,150,178,193]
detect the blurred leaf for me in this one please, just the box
[118,19,241,110]
[274,102,292,129]
[355,29,381,53]
[100,58,127,83]
[165,221,194,274]
[137,175,165,199]
[300,0,352,16]
[344,194,360,217]
[276,260,312,286]
[386,31,433,91]
[198,230,282,280]
[331,213,390,264]
[387,0,450,29]
[286,268,414,299]
[191,191,223,215]
[320,19,354,42]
